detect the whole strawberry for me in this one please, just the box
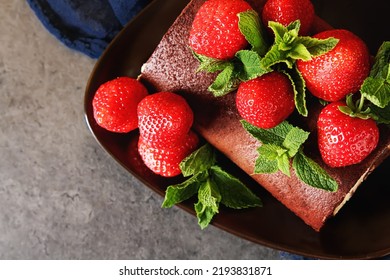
[138,131,199,177]
[317,101,379,168]
[188,0,252,60]
[236,71,295,129]
[137,91,194,148]
[297,29,371,102]
[93,77,148,133]
[262,0,315,35]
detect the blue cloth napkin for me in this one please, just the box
[26,0,152,58]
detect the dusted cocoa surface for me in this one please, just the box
[140,0,390,231]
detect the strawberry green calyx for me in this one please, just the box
[338,94,372,120]
[340,41,390,124]
[162,144,262,229]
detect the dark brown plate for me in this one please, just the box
[84,0,390,259]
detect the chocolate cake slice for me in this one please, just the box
[140,0,390,231]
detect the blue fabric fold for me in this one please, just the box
[26,0,152,58]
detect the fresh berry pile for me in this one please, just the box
[137,92,198,177]
[189,0,389,173]
[90,0,389,229]
[92,0,389,182]
[92,81,199,177]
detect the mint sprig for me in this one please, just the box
[162,144,262,229]
[241,120,338,192]
[359,41,390,125]
[293,152,338,192]
[282,66,308,116]
[191,9,271,97]
[261,20,339,69]
[235,50,270,81]
[191,11,338,118]
[361,41,390,109]
[238,9,269,56]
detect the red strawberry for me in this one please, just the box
[137,92,194,148]
[138,131,199,177]
[93,77,148,133]
[262,0,315,35]
[188,0,252,60]
[297,29,371,102]
[236,71,295,129]
[317,101,379,168]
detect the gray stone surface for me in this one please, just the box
[0,1,280,259]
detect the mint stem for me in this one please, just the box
[357,95,366,112]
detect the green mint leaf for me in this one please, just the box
[243,120,313,178]
[254,152,279,174]
[235,50,270,81]
[211,165,262,209]
[255,144,290,176]
[361,77,390,108]
[257,144,291,176]
[282,126,310,158]
[258,143,286,160]
[262,21,339,69]
[295,36,339,58]
[361,41,390,108]
[195,178,221,229]
[368,41,390,80]
[289,43,311,61]
[241,120,293,146]
[277,153,291,177]
[192,51,231,73]
[238,10,269,56]
[369,103,390,124]
[261,44,295,69]
[293,151,338,192]
[262,21,301,69]
[208,63,239,97]
[194,200,216,230]
[282,67,308,116]
[285,20,301,33]
[162,171,207,208]
[180,144,216,177]
[242,119,336,192]
[268,21,288,43]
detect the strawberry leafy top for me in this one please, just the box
[339,41,390,124]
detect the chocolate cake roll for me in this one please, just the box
[140,0,390,231]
